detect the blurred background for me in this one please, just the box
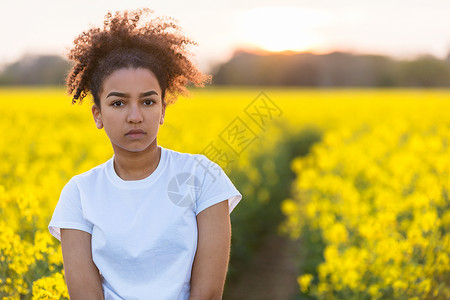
[1,0,450,86]
[1,1,449,299]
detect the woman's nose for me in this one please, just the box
[127,104,143,123]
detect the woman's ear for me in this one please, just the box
[160,101,166,125]
[91,104,103,129]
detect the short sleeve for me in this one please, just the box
[195,156,242,216]
[48,178,93,241]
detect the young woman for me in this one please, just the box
[48,9,242,300]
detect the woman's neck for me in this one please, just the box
[112,144,161,181]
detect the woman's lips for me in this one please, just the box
[125,129,147,139]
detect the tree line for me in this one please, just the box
[0,54,71,86]
[1,51,450,87]
[212,50,450,87]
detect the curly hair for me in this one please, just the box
[66,8,211,106]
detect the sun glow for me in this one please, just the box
[233,6,329,53]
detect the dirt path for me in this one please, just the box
[223,233,302,300]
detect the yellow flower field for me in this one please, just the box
[0,87,449,298]
[280,90,450,299]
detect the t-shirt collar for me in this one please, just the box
[105,145,167,189]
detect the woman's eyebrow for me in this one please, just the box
[106,91,158,98]
[106,91,128,98]
[140,90,158,97]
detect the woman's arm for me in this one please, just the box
[60,228,104,300]
[189,200,231,300]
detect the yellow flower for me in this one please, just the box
[298,273,314,293]
[323,222,348,244]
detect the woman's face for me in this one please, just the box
[92,67,166,154]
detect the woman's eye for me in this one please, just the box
[143,99,154,105]
[112,101,124,107]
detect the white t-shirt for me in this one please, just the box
[48,145,242,300]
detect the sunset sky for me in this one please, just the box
[1,0,449,72]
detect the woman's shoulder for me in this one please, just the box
[162,146,222,180]
[163,146,220,174]
[163,146,210,165]
[67,157,112,184]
